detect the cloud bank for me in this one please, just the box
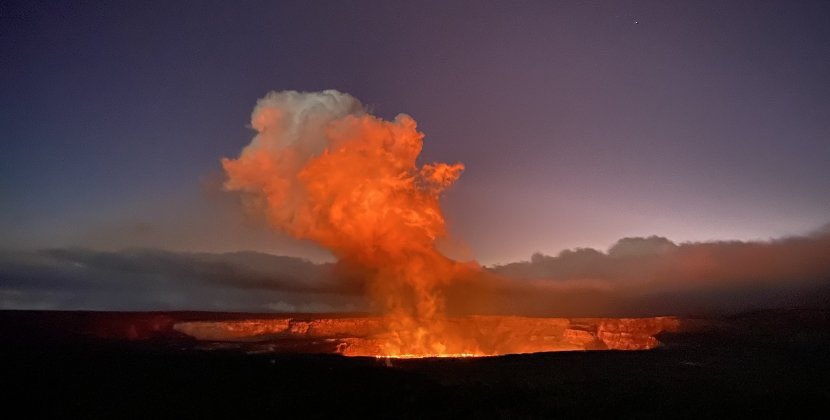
[479,227,830,316]
[0,248,363,312]
[1,227,828,316]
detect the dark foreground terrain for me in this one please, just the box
[1,309,829,418]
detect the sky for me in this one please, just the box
[2,0,829,269]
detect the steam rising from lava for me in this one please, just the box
[222,90,474,356]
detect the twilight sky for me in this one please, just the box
[2,0,829,266]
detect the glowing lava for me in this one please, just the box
[375,353,483,359]
[174,316,682,358]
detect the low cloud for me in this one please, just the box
[0,248,364,312]
[481,226,830,316]
[2,227,829,316]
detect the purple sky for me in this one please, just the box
[3,0,829,265]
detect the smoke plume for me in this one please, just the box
[221,90,472,356]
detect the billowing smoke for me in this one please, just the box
[221,90,473,356]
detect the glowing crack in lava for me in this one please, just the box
[222,90,474,357]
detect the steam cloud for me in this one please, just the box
[221,90,472,355]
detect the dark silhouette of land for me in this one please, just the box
[1,309,828,417]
